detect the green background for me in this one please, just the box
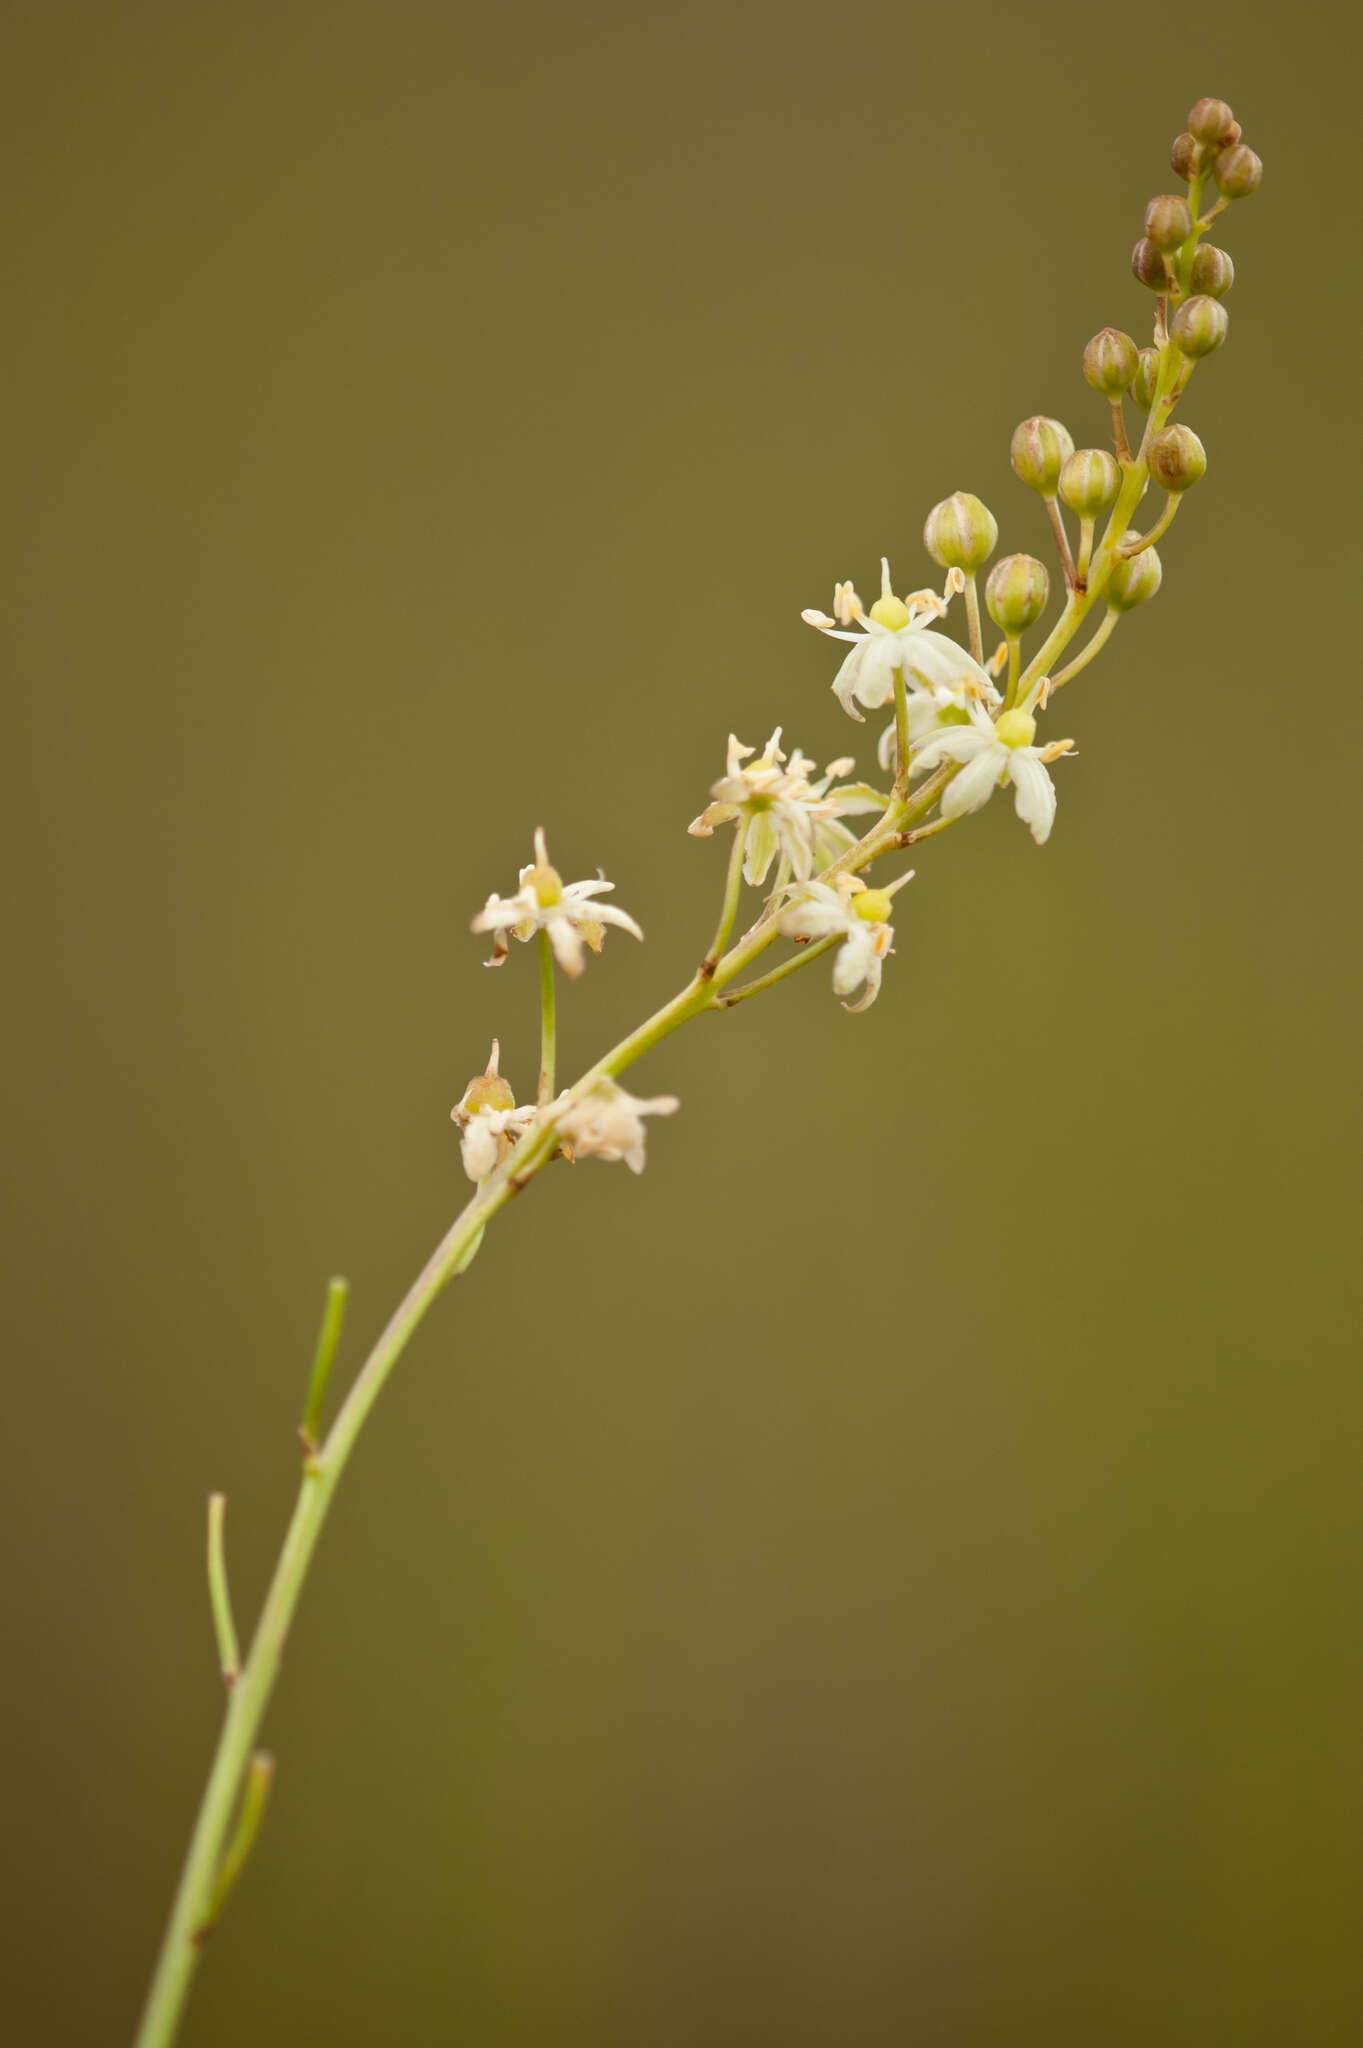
[5,4,1360,2043]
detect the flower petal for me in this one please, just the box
[1006,749,1058,845]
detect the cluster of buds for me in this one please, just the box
[447,97,1260,1191]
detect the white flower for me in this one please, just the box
[803,559,990,723]
[472,827,643,977]
[450,1040,536,1182]
[909,688,1075,845]
[777,869,914,1013]
[556,1078,679,1174]
[688,728,882,886]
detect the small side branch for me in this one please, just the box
[1045,498,1078,590]
[299,1277,349,1455]
[962,574,984,664]
[717,933,839,1009]
[701,817,750,977]
[1120,492,1180,558]
[205,1495,240,1689]
[1048,606,1119,692]
[197,1753,275,1943]
[537,929,557,1103]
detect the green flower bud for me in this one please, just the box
[1130,237,1169,291]
[1106,534,1163,612]
[1169,131,1201,180]
[1187,97,1237,146]
[1171,294,1229,358]
[923,491,998,573]
[1147,423,1207,493]
[1128,347,1161,412]
[985,553,1050,634]
[1143,194,1193,253]
[1189,243,1234,298]
[1083,327,1139,398]
[1058,448,1121,519]
[1009,416,1075,497]
[1213,142,1263,198]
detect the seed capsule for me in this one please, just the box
[1187,97,1237,146]
[1106,535,1163,611]
[1171,295,1229,358]
[1010,416,1075,497]
[1189,244,1234,298]
[985,553,1050,634]
[1083,327,1140,398]
[1213,143,1263,198]
[1128,347,1161,412]
[923,491,998,573]
[1147,423,1207,493]
[1143,194,1193,253]
[1130,237,1169,291]
[1059,449,1122,519]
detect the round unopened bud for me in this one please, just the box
[1147,423,1207,493]
[985,553,1050,634]
[1170,131,1201,180]
[1106,534,1163,612]
[1128,347,1161,412]
[1213,142,1263,198]
[1190,243,1234,298]
[1083,327,1139,398]
[1059,448,1121,519]
[1010,416,1075,497]
[1143,194,1193,253]
[1130,237,1168,291]
[923,491,997,573]
[1188,97,1237,146]
[1171,294,1229,358]
[853,887,894,924]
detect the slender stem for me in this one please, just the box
[891,666,910,798]
[702,817,749,975]
[962,574,984,664]
[1045,497,1077,589]
[204,1496,239,1688]
[1048,606,1119,692]
[537,930,556,1104]
[1075,516,1095,589]
[1121,491,1179,557]
[717,932,840,1008]
[1109,398,1131,462]
[299,1276,348,1453]
[203,1753,274,1931]
[1007,637,1021,701]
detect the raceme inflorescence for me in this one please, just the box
[133,96,1264,2048]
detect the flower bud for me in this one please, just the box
[1130,237,1169,291]
[1147,423,1207,493]
[1189,244,1234,298]
[1128,347,1161,412]
[1187,97,1237,146]
[1170,131,1201,180]
[985,553,1050,634]
[1171,294,1229,358]
[1143,194,1193,253]
[1213,143,1263,198]
[1106,534,1163,612]
[1009,416,1074,497]
[923,491,997,573]
[1058,448,1121,519]
[1082,327,1139,398]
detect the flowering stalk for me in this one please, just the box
[132,94,1264,2048]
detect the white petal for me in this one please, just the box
[744,812,779,886]
[940,747,1005,820]
[460,1119,498,1183]
[912,724,995,773]
[590,902,644,940]
[832,926,875,997]
[548,915,586,976]
[1007,750,1058,845]
[897,628,991,698]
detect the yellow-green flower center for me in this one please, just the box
[853,888,894,923]
[526,863,563,906]
[464,1074,515,1114]
[868,594,910,631]
[995,708,1037,749]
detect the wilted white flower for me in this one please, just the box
[803,559,988,722]
[472,827,643,977]
[556,1077,679,1173]
[777,868,914,1013]
[688,728,882,885]
[909,689,1074,845]
[450,1040,537,1182]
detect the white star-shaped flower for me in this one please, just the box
[556,1078,679,1174]
[688,728,882,885]
[803,559,988,723]
[450,1040,537,1182]
[472,828,643,977]
[777,869,914,1013]
[909,688,1074,845]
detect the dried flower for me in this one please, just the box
[451,1041,536,1182]
[557,1078,679,1173]
[688,729,881,885]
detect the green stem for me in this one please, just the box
[1045,497,1077,589]
[204,1496,239,1688]
[1121,491,1179,557]
[298,1276,348,1453]
[963,574,984,664]
[891,666,911,798]
[537,930,557,1105]
[1048,606,1119,692]
[702,817,750,974]
[717,931,840,1007]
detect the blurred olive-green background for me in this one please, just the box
[5,4,1361,2043]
